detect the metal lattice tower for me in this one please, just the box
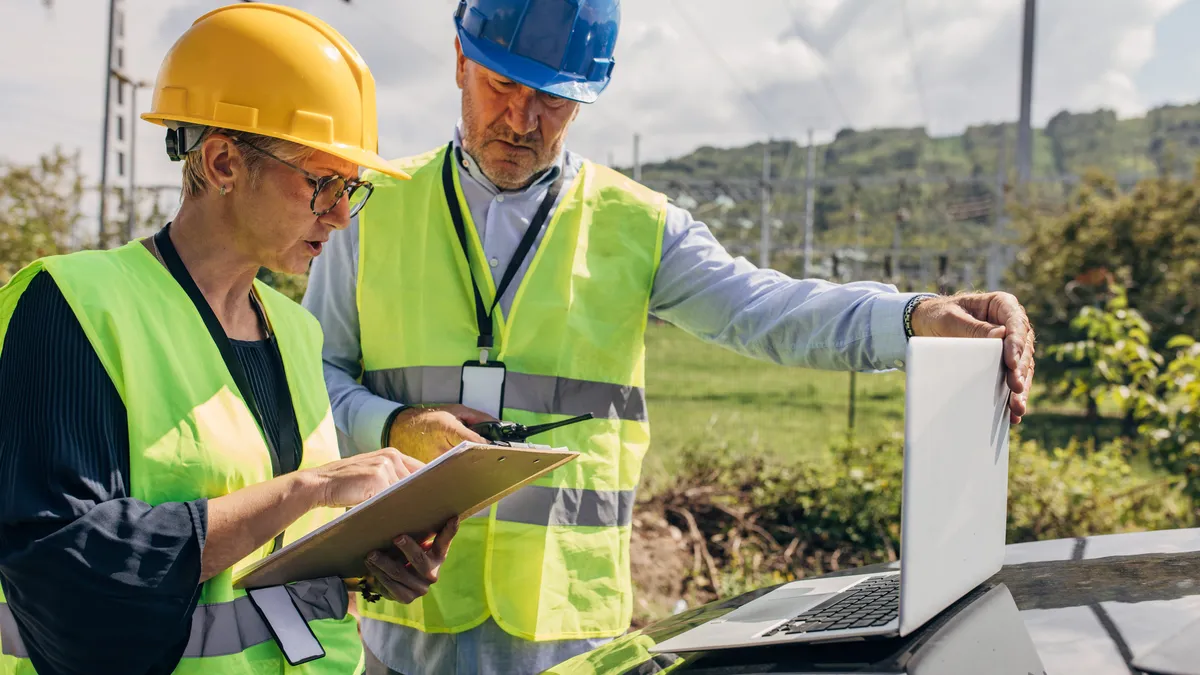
[98,0,137,248]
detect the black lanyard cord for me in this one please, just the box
[153,224,296,552]
[440,142,564,361]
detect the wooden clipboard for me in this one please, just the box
[232,442,577,590]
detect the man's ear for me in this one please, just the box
[454,36,467,90]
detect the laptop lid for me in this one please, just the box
[898,337,1012,636]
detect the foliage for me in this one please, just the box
[1009,169,1200,354]
[256,268,309,304]
[627,102,1200,261]
[1132,336,1200,501]
[1044,288,1163,420]
[1007,437,1188,542]
[634,429,1186,617]
[1040,288,1200,505]
[0,148,84,283]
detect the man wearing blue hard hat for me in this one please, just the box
[303,1,1037,673]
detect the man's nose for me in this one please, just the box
[504,88,540,137]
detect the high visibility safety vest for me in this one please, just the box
[0,243,363,674]
[542,633,684,675]
[355,145,667,640]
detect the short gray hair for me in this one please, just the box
[181,127,315,199]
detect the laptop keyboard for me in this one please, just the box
[762,574,900,637]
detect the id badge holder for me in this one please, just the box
[460,359,506,420]
[245,585,326,666]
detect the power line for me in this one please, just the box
[899,0,931,130]
[778,0,853,130]
[668,0,779,131]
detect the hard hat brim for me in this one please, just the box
[458,30,608,104]
[141,113,411,181]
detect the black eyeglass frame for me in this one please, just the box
[231,137,374,217]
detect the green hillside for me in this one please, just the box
[618,102,1200,279]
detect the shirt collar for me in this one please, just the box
[452,121,563,197]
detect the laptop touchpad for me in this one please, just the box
[720,589,838,624]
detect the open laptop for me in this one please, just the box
[651,336,1013,653]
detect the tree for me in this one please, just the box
[0,149,84,284]
[1009,167,1200,353]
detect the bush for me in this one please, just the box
[1043,287,1200,507]
[1007,438,1188,542]
[633,431,1189,618]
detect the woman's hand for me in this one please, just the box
[202,448,424,582]
[362,517,460,603]
[306,448,425,508]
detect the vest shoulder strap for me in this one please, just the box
[364,146,447,186]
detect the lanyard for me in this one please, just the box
[153,225,296,552]
[441,142,565,363]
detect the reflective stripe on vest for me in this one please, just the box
[363,366,649,423]
[464,484,636,527]
[354,146,666,640]
[0,578,346,659]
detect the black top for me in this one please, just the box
[0,270,302,675]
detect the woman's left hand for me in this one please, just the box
[362,516,460,603]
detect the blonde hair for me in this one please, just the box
[181,127,315,199]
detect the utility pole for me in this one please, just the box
[98,0,119,246]
[802,128,816,277]
[1016,0,1036,186]
[122,77,151,243]
[987,131,1008,290]
[760,140,771,269]
[633,133,642,182]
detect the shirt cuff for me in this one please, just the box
[352,396,406,453]
[869,292,929,370]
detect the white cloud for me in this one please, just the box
[2,0,1199,203]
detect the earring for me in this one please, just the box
[220,185,232,196]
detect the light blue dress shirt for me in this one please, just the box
[301,124,921,675]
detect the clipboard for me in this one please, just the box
[233,442,577,590]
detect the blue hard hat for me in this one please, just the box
[453,0,620,104]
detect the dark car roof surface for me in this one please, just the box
[544,528,1200,675]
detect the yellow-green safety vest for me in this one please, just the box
[0,243,363,674]
[355,145,667,641]
[540,632,684,675]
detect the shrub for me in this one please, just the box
[634,431,1189,617]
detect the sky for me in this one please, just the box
[2,0,1200,195]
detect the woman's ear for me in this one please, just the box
[200,134,245,192]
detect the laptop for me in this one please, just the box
[651,336,1012,653]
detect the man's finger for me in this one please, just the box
[991,293,1029,372]
[395,534,437,581]
[1009,390,1028,418]
[947,304,1005,339]
[432,517,460,561]
[367,550,431,596]
[460,427,490,444]
[365,558,418,604]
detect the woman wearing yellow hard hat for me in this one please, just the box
[0,4,449,674]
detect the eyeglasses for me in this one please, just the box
[232,137,374,217]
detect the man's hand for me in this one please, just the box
[387,404,495,463]
[909,292,1035,424]
[362,517,459,604]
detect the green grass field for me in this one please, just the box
[640,320,907,480]
[638,320,1147,486]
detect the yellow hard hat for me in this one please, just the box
[141,2,408,180]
